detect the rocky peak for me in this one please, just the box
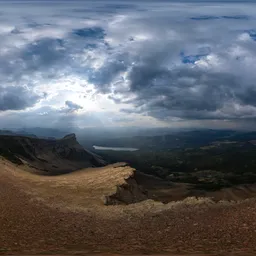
[62,133,77,140]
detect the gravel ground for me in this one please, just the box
[1,162,256,255]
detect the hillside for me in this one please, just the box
[1,133,256,205]
[1,157,256,255]
[0,133,106,174]
[1,133,256,255]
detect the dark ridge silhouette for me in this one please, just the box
[0,133,107,174]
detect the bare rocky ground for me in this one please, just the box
[1,158,256,256]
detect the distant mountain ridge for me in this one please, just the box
[0,129,38,138]
[3,127,256,151]
[0,133,107,174]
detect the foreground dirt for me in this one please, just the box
[1,160,256,255]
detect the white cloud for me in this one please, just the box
[1,1,256,129]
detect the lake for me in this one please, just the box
[93,146,139,151]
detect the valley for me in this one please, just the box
[1,0,256,254]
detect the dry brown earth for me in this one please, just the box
[1,158,256,255]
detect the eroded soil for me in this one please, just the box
[1,159,256,255]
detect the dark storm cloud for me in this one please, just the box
[190,16,220,20]
[125,65,234,112]
[108,95,122,104]
[0,38,68,84]
[0,18,106,114]
[65,100,83,112]
[83,2,256,124]
[21,38,66,70]
[120,59,256,120]
[102,4,137,10]
[115,38,256,120]
[190,15,249,20]
[237,88,256,107]
[0,86,41,111]
[0,37,69,112]
[87,53,130,93]
[221,15,249,20]
[2,0,256,129]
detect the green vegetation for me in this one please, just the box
[96,141,256,191]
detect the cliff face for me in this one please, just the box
[0,133,106,174]
[104,174,149,205]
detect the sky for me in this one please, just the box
[1,1,256,130]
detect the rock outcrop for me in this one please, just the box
[104,173,149,205]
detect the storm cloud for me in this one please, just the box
[1,0,256,129]
[0,86,41,111]
[65,100,83,112]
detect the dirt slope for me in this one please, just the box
[1,158,256,255]
[0,133,106,174]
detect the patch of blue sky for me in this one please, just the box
[181,54,206,64]
[245,29,256,41]
[180,47,210,64]
[73,27,105,39]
